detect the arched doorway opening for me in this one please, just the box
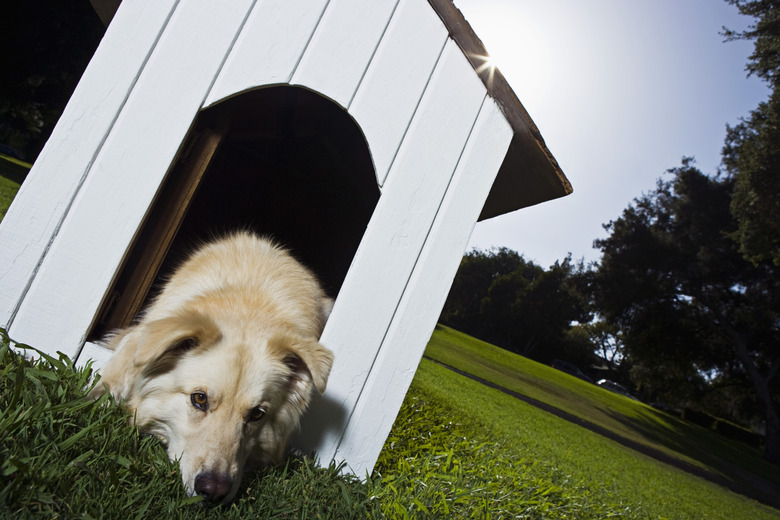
[91,86,379,338]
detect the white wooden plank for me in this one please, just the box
[9,0,256,358]
[78,341,113,371]
[332,99,513,474]
[291,0,399,108]
[348,0,448,186]
[296,40,487,459]
[203,0,329,108]
[0,0,177,328]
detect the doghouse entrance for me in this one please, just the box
[90,86,380,338]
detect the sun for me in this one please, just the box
[460,1,552,107]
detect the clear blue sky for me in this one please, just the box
[456,0,769,268]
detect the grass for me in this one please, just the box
[0,333,381,519]
[0,172,21,222]
[424,325,780,505]
[2,325,779,518]
[408,359,779,519]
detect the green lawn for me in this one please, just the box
[0,172,21,222]
[406,360,778,519]
[3,327,778,518]
[424,325,780,507]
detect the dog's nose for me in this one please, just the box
[194,472,233,503]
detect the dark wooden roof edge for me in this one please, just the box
[426,0,572,220]
[90,0,120,26]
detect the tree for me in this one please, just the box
[0,1,105,160]
[594,161,780,463]
[582,319,625,373]
[441,250,592,366]
[722,0,780,266]
[440,247,524,339]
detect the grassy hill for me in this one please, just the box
[412,325,780,517]
[3,326,779,518]
[424,325,780,505]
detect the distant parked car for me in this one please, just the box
[597,379,638,400]
[551,359,593,383]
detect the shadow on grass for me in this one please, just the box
[602,406,780,508]
[425,356,780,509]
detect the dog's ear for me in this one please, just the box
[91,311,221,402]
[276,337,334,398]
[136,312,222,378]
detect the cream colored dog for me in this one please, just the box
[89,231,334,504]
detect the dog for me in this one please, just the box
[89,231,334,504]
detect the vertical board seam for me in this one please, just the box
[377,34,450,187]
[332,91,490,466]
[201,0,259,112]
[345,0,402,110]
[4,0,182,334]
[72,0,260,362]
[286,0,334,82]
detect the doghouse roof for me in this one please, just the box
[90,0,572,220]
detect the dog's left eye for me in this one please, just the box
[247,406,266,422]
[190,392,209,411]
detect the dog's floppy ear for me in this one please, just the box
[284,340,334,394]
[91,311,221,402]
[272,336,334,403]
[136,312,221,378]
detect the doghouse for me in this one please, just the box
[0,0,571,475]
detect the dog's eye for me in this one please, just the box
[190,392,208,411]
[247,406,266,422]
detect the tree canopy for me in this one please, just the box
[592,161,779,463]
[440,249,592,367]
[0,1,104,161]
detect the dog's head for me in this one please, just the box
[92,308,334,504]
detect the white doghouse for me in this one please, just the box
[0,0,571,475]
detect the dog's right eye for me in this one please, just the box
[190,392,209,411]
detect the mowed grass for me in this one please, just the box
[426,325,780,504]
[409,360,780,519]
[0,172,21,222]
[3,328,779,519]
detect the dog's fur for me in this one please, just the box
[89,231,334,504]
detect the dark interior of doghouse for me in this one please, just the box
[90,86,380,338]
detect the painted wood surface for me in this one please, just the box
[9,0,257,357]
[298,40,487,462]
[0,0,526,481]
[291,0,399,108]
[203,0,329,108]
[330,99,513,473]
[348,0,448,186]
[0,0,178,329]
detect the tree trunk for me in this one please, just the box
[720,319,780,464]
[764,404,780,465]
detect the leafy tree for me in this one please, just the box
[0,1,105,160]
[722,0,780,266]
[440,248,524,338]
[441,251,592,366]
[723,0,780,86]
[593,161,780,463]
[581,319,625,374]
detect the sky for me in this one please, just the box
[455,0,769,268]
